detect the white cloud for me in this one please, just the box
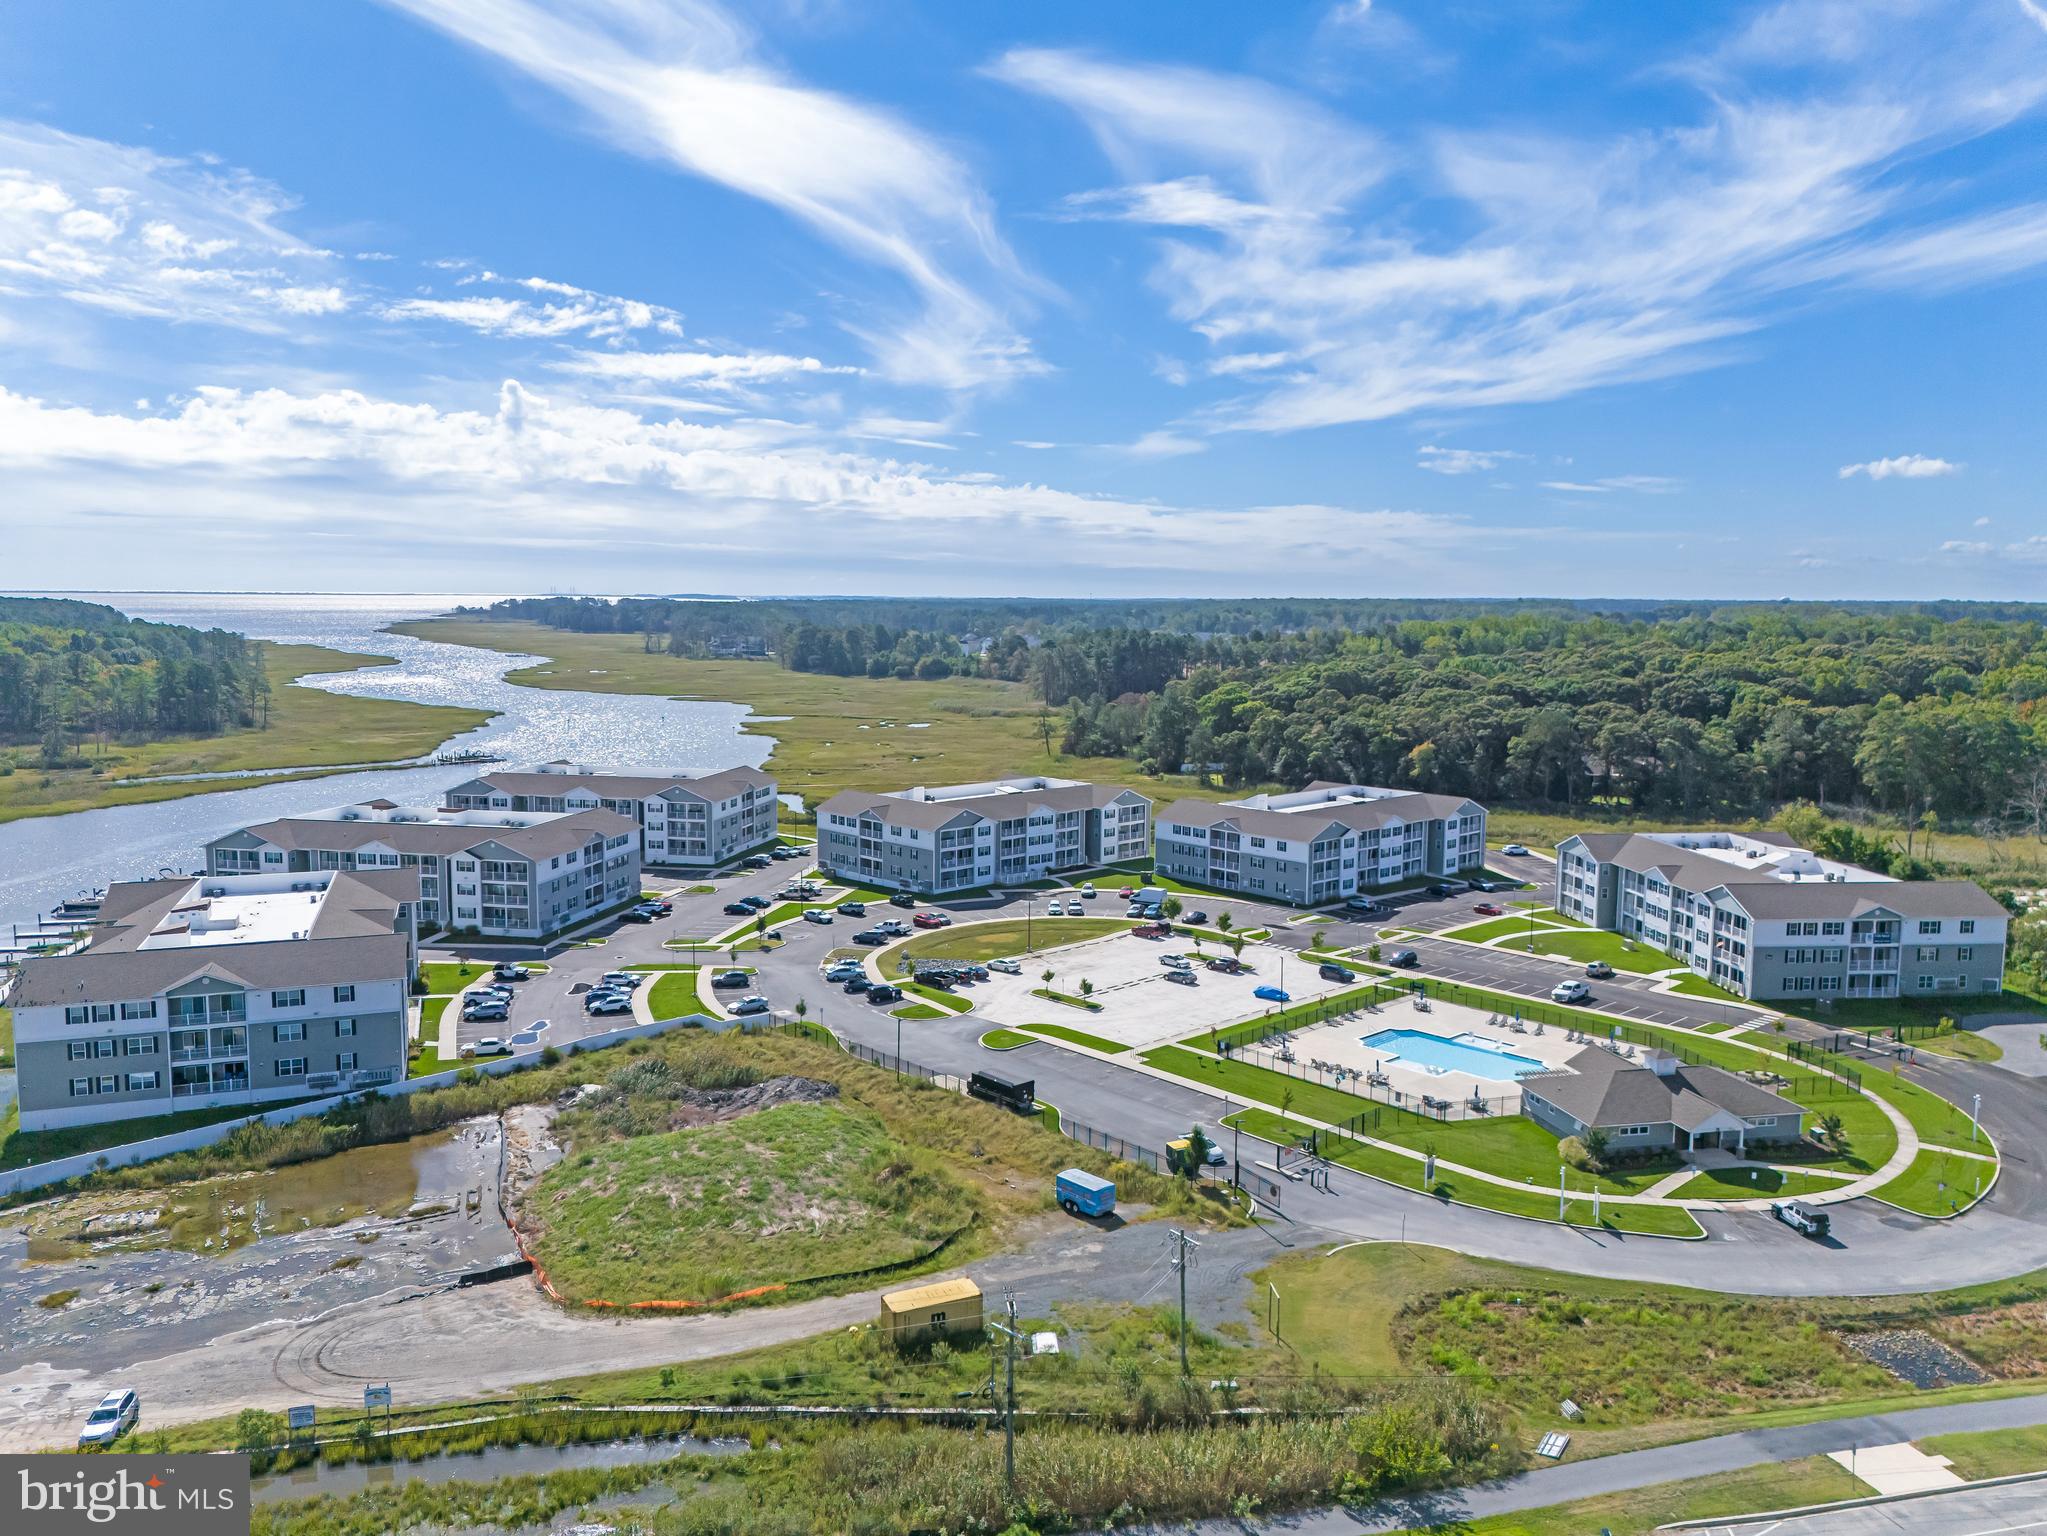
[1975,515,1993,526]
[383,0,1039,389]
[999,2,2047,434]
[1838,454,1959,480]
[1116,429,1207,459]
[1012,440,1058,450]
[1418,444,1524,475]
[553,348,858,387]
[1540,474,1683,494]
[0,122,347,332]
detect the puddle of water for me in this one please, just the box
[251,1435,748,1504]
[22,1126,480,1260]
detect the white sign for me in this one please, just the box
[364,1385,393,1412]
[287,1405,316,1431]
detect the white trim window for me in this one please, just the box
[275,1058,307,1078]
[273,1021,306,1043]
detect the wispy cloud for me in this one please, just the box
[1114,429,1207,459]
[384,0,1039,390]
[1540,475,1682,494]
[553,348,858,387]
[1417,444,1524,475]
[999,0,2047,435]
[1839,454,1959,480]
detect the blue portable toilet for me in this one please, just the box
[1056,1168,1117,1218]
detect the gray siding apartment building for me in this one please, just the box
[10,868,416,1132]
[816,777,1152,896]
[207,801,641,942]
[1555,829,2008,1003]
[441,761,779,869]
[1154,782,1488,905]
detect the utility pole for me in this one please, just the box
[1002,1292,1019,1494]
[1169,1228,1201,1375]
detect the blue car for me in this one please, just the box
[1253,984,1290,1003]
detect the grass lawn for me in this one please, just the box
[0,1097,306,1171]
[1228,1107,1701,1235]
[896,917,1128,963]
[418,960,511,994]
[526,1101,977,1305]
[1443,912,1575,944]
[890,1004,947,1021]
[407,1049,458,1077]
[1872,1146,1994,1217]
[899,981,971,1013]
[1664,973,1750,1003]
[0,1004,11,1064]
[1022,1022,1128,1054]
[1031,986,1102,1012]
[419,995,453,1036]
[1505,927,1676,973]
[1915,1028,2005,1062]
[1921,1422,2047,1480]
[394,618,1227,812]
[1776,982,2047,1039]
[979,1029,1033,1049]
[0,642,493,825]
[644,970,701,1020]
[1671,1167,1855,1200]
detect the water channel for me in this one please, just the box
[0,592,773,933]
[250,1433,750,1505]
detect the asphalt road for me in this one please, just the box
[1126,1389,2047,1535]
[1698,1477,2047,1536]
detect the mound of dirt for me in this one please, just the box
[664,1074,840,1127]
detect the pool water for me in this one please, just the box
[1360,1028,1546,1081]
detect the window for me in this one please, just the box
[123,1036,157,1056]
[334,984,356,1004]
[120,1000,157,1020]
[1917,975,1934,991]
[271,989,306,1009]
[337,1052,358,1072]
[1960,919,1976,935]
[98,1074,120,1094]
[1822,921,1845,936]
[127,1072,159,1092]
[273,1021,306,1043]
[336,1018,357,1036]
[1818,976,1842,991]
[275,1058,307,1078]
[65,1006,88,1026]
[1959,947,1973,961]
[1918,920,1943,935]
[70,1077,95,1097]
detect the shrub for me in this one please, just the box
[1558,1136,1594,1172]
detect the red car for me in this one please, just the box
[913,911,952,929]
[1119,887,1136,899]
[1472,902,1504,916]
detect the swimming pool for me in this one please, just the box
[1360,1028,1546,1081]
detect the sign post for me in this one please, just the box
[365,1383,393,1437]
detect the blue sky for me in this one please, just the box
[3,0,2046,598]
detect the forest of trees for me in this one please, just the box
[477,595,2047,837]
[0,598,268,764]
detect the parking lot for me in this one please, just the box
[965,929,1366,1049]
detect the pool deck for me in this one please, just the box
[1278,995,1586,1112]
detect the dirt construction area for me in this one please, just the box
[966,930,1364,1049]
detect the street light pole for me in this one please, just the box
[1973,1092,1982,1142]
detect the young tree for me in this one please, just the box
[1582,1126,1611,1167]
[1216,911,1234,937]
[1041,967,1056,995]
[1818,1111,1846,1148]
[1079,977,1094,1003]
[1161,894,1183,925]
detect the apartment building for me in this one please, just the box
[816,776,1152,896]
[1154,782,1489,905]
[10,869,416,1131]
[1554,829,2009,1002]
[207,801,641,941]
[441,761,779,869]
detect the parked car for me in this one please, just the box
[1141,903,1164,920]
[988,957,1022,974]
[472,1037,513,1056]
[843,975,872,994]
[1048,899,1067,916]
[1584,960,1615,979]
[1165,967,1197,986]
[841,901,867,917]
[740,894,772,910]
[601,971,641,989]
[585,994,631,1016]
[713,969,751,989]
[743,854,774,869]
[874,919,910,936]
[1428,883,1455,897]
[913,911,951,929]
[474,984,514,1001]
[770,846,799,860]
[619,907,658,923]
[1184,910,1210,926]
[1772,1199,1831,1239]
[1125,903,1147,918]
[1387,948,1420,968]
[1472,902,1504,916]
[493,962,530,981]
[732,995,771,1016]
[1160,953,1192,970]
[1204,1143,1228,1167]
[1080,882,1097,898]
[1345,896,1384,915]
[1205,956,1243,973]
[853,929,888,945]
[1319,963,1356,983]
[889,891,919,909]
[463,1001,508,1022]
[802,908,834,925]
[1118,887,1136,900]
[723,902,754,916]
[1131,921,1171,938]
[1502,843,1530,857]
[1550,979,1591,1003]
[1253,984,1290,1003]
[77,1389,139,1447]
[963,963,991,981]
[647,899,674,915]
[868,984,903,1005]
[825,962,863,981]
